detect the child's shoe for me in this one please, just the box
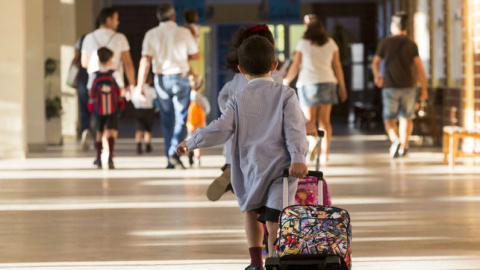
[188,151,194,166]
[108,158,115,169]
[146,143,152,153]
[206,166,231,201]
[93,159,102,169]
[193,156,201,167]
[137,143,142,155]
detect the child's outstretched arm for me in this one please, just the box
[177,97,237,155]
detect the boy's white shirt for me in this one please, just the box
[131,85,157,109]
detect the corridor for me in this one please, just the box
[0,135,479,270]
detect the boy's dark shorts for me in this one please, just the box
[96,115,118,132]
[135,109,155,132]
[254,206,282,223]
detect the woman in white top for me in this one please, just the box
[284,14,347,164]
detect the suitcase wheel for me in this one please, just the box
[325,256,342,270]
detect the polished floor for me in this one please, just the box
[0,134,480,270]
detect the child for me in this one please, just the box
[183,8,203,89]
[131,74,157,154]
[207,25,315,202]
[87,47,124,169]
[177,36,308,269]
[186,75,210,167]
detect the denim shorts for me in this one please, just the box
[382,88,417,120]
[298,83,338,106]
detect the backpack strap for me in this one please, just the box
[91,31,117,48]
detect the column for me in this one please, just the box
[0,0,45,159]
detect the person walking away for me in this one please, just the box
[186,75,210,167]
[371,11,428,158]
[183,8,203,89]
[177,36,308,269]
[137,3,199,169]
[283,14,347,165]
[72,34,91,150]
[87,48,124,169]
[131,74,157,154]
[81,7,136,100]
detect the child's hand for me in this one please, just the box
[176,140,189,155]
[289,163,308,178]
[305,122,317,136]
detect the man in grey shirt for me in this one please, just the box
[372,12,428,158]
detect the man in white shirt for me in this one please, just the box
[81,7,135,95]
[137,3,199,169]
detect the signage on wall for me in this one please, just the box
[268,0,300,23]
[174,0,206,24]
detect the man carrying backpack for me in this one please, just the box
[371,11,428,158]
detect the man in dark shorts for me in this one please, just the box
[372,11,428,158]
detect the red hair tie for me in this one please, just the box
[248,25,269,33]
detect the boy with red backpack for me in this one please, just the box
[88,47,125,169]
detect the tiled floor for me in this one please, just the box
[0,135,479,270]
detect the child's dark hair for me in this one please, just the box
[97,47,113,64]
[238,36,275,76]
[184,8,198,24]
[392,11,408,31]
[225,25,275,73]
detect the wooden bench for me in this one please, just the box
[443,126,480,167]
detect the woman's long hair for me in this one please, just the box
[303,14,328,46]
[225,25,275,73]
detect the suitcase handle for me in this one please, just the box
[282,168,323,178]
[282,129,325,208]
[283,169,324,209]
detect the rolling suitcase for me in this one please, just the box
[264,130,331,254]
[265,169,352,270]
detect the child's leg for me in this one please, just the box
[317,104,333,162]
[105,129,118,160]
[144,131,152,144]
[135,130,143,143]
[266,221,278,257]
[144,131,153,153]
[245,210,264,267]
[95,131,104,161]
[136,130,143,154]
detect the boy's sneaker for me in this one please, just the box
[389,139,401,158]
[245,266,265,270]
[81,130,91,151]
[146,144,152,153]
[108,159,115,169]
[169,154,186,170]
[193,157,201,167]
[206,167,231,201]
[93,159,102,169]
[137,143,142,155]
[398,148,409,157]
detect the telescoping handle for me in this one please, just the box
[282,169,324,209]
[315,129,325,171]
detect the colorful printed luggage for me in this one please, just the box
[295,130,331,206]
[265,169,352,270]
